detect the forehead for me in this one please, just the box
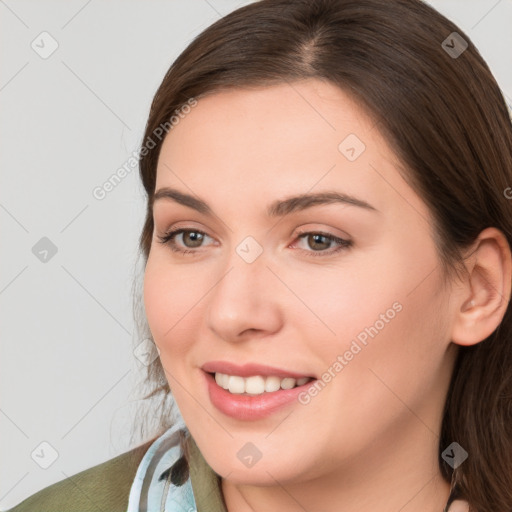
[154,79,428,223]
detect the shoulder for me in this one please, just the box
[3,440,154,512]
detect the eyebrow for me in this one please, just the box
[152,187,379,217]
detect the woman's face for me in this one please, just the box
[143,79,459,484]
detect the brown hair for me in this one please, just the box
[131,0,512,510]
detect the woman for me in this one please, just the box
[6,0,511,511]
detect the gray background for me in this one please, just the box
[1,0,511,509]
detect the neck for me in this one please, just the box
[221,418,452,512]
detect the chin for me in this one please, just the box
[201,442,312,484]
[218,462,305,486]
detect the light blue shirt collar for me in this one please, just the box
[126,420,196,512]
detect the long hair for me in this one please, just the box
[131,1,512,510]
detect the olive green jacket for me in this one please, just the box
[3,436,227,512]
[2,438,467,512]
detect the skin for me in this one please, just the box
[143,79,511,512]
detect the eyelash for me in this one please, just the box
[156,228,353,258]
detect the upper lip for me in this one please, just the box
[202,361,314,379]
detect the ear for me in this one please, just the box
[450,227,512,346]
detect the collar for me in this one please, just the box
[126,421,227,512]
[128,422,467,512]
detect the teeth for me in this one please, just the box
[265,376,281,392]
[245,376,265,394]
[280,377,296,390]
[228,375,245,394]
[214,373,311,395]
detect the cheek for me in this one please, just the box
[295,238,448,388]
[143,255,204,356]
[275,249,406,353]
[319,249,449,421]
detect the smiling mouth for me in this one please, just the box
[209,372,314,395]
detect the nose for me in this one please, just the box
[205,251,284,343]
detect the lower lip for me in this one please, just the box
[204,371,315,421]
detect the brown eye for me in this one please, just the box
[157,228,213,255]
[305,233,332,251]
[181,231,205,248]
[293,231,353,258]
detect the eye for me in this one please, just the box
[292,230,352,257]
[156,227,352,258]
[156,228,214,255]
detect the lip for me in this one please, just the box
[201,361,314,379]
[202,364,316,421]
